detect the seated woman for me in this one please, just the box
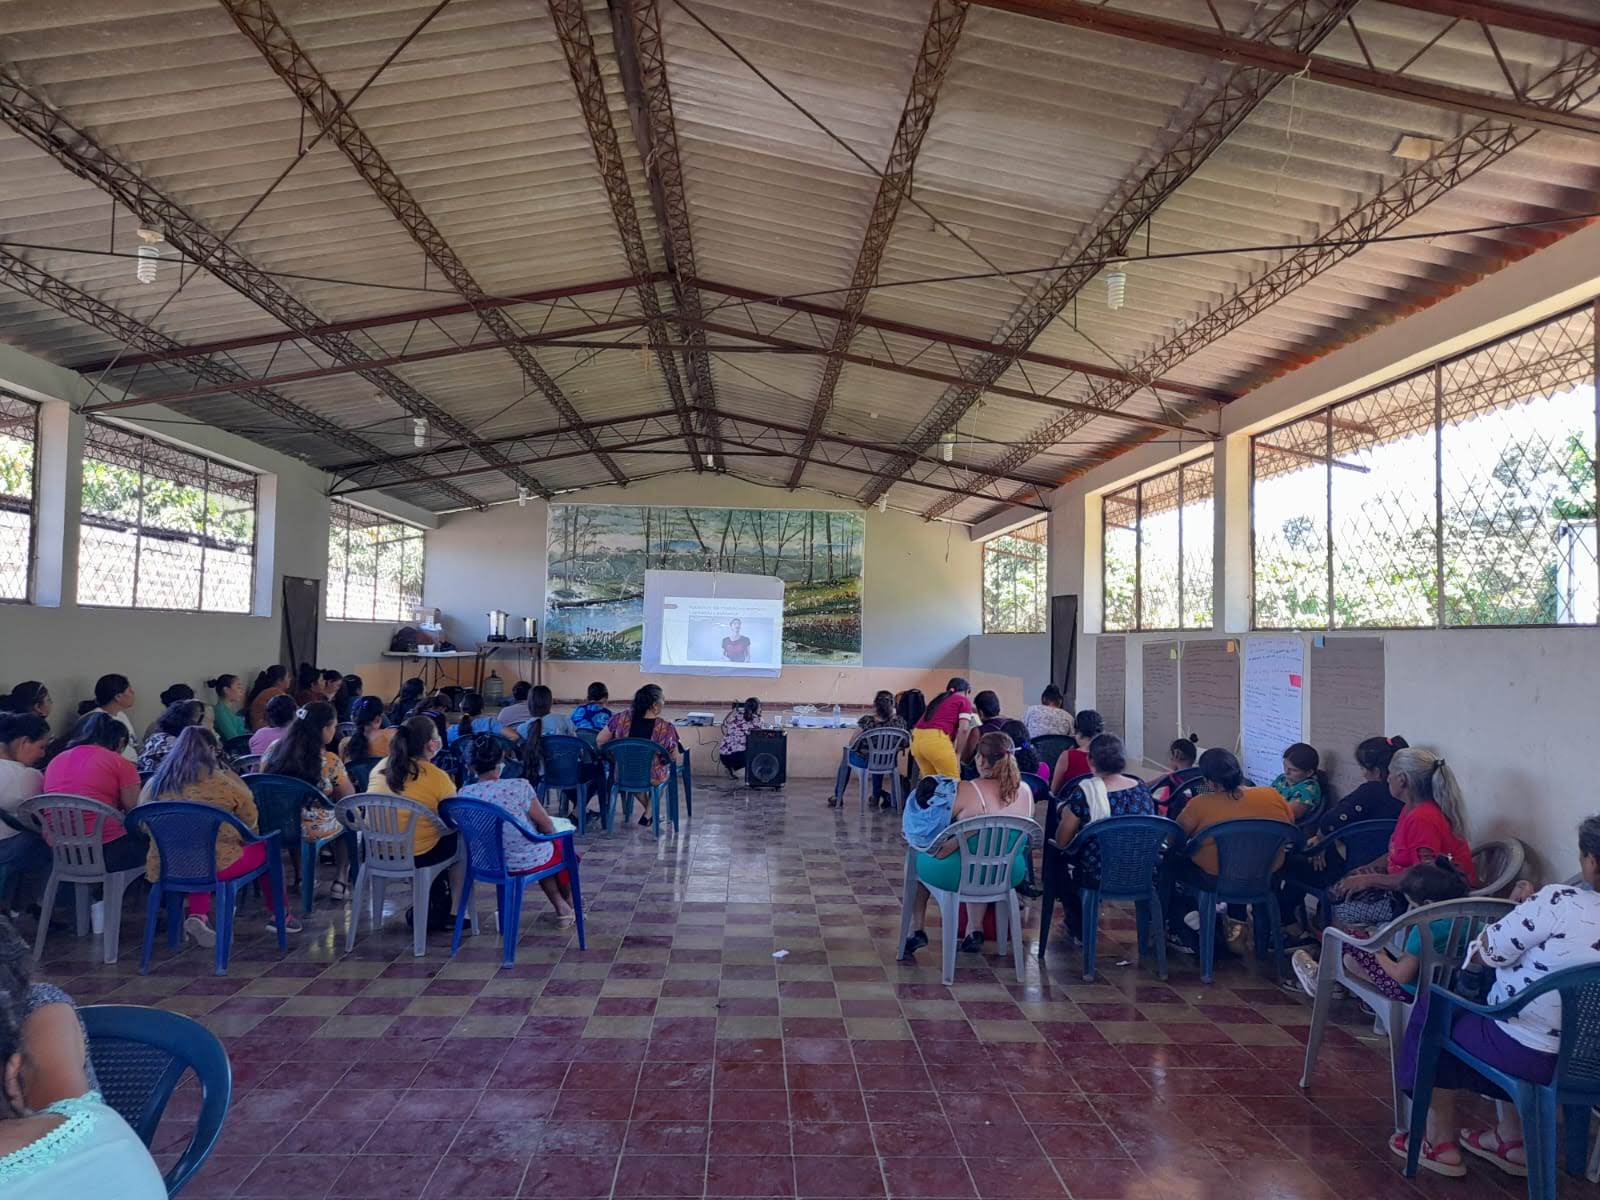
[0,964,164,1197]
[140,684,194,743]
[1273,741,1329,824]
[458,734,575,924]
[136,699,208,776]
[0,715,51,906]
[385,677,425,728]
[597,685,682,827]
[208,674,247,746]
[448,691,503,745]
[1000,720,1050,793]
[1150,734,1201,808]
[1049,709,1104,796]
[142,726,299,944]
[367,716,462,929]
[718,697,761,777]
[0,916,98,1111]
[0,682,51,722]
[247,693,296,757]
[340,696,393,765]
[1327,747,1476,931]
[958,691,1010,776]
[263,701,356,901]
[1023,684,1073,740]
[518,685,581,791]
[902,732,1034,957]
[1391,815,1600,1178]
[1166,747,1293,947]
[570,682,613,734]
[496,681,535,730]
[1048,733,1155,937]
[40,713,145,873]
[828,690,905,809]
[245,664,290,730]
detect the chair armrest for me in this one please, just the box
[0,807,34,834]
[1425,962,1597,1020]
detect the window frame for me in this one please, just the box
[325,498,426,624]
[1100,453,1216,633]
[77,417,258,614]
[0,391,40,605]
[1249,297,1600,631]
[980,516,1048,634]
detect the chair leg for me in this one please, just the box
[215,884,232,976]
[935,889,958,987]
[266,856,288,951]
[1405,1006,1452,1178]
[1008,889,1024,978]
[139,883,163,974]
[1384,1004,1409,1126]
[74,881,90,937]
[1586,1105,1600,1183]
[896,850,918,960]
[1300,937,1336,1093]
[32,871,59,960]
[1081,890,1102,983]
[347,866,367,952]
[502,877,526,967]
[371,876,386,931]
[1036,864,1055,961]
[300,841,317,916]
[1562,1103,1589,1177]
[102,871,131,965]
[568,855,585,951]
[1517,1083,1557,1200]
[166,890,185,950]
[1149,889,1169,981]
[413,869,430,958]
[1263,901,1286,982]
[450,877,474,957]
[1197,890,1217,984]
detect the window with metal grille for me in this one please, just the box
[326,500,425,623]
[0,393,38,602]
[77,419,257,612]
[1252,302,1598,629]
[982,517,1048,633]
[1102,455,1215,632]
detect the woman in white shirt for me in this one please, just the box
[0,715,50,897]
[1392,814,1600,1178]
[1022,684,1074,740]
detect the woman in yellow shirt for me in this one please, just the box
[367,715,461,930]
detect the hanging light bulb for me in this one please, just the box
[517,486,529,508]
[1105,268,1127,311]
[876,496,887,513]
[135,227,164,284]
[940,430,956,463]
[412,417,427,448]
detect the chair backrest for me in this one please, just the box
[856,726,909,772]
[82,1003,232,1196]
[229,753,262,774]
[575,728,599,748]
[336,794,441,871]
[18,794,126,878]
[242,773,326,847]
[125,801,256,887]
[1072,815,1185,898]
[1154,769,1205,817]
[1474,963,1600,1095]
[1031,735,1074,770]
[540,735,598,788]
[222,734,254,758]
[1194,818,1301,901]
[1472,838,1527,898]
[1321,818,1398,871]
[440,795,549,881]
[336,722,357,741]
[432,744,465,786]
[345,756,381,793]
[1371,896,1513,996]
[928,814,1041,901]
[602,737,669,789]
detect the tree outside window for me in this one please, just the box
[982,517,1048,633]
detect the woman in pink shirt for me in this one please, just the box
[40,712,146,872]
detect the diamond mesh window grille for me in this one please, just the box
[1102,454,1215,632]
[1253,303,1598,629]
[982,517,1048,633]
[327,500,425,622]
[0,393,38,602]
[77,419,256,613]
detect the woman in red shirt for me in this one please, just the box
[1329,746,1476,928]
[909,678,974,779]
[1049,709,1103,795]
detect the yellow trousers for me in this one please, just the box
[910,726,960,780]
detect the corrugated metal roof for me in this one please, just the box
[0,0,1594,520]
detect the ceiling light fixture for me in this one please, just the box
[412,418,427,449]
[940,430,956,463]
[135,227,164,284]
[877,496,887,513]
[517,486,529,508]
[1105,268,1127,310]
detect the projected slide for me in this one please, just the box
[642,570,785,678]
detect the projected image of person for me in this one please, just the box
[721,617,751,664]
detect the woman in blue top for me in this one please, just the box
[447,691,505,745]
[570,682,613,733]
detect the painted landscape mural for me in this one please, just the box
[545,505,864,664]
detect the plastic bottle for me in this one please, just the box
[832,703,842,727]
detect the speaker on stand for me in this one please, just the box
[744,730,787,790]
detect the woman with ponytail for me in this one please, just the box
[909,677,975,779]
[245,665,289,730]
[341,696,393,764]
[387,677,425,728]
[597,685,682,825]
[368,715,462,926]
[264,701,355,900]
[448,691,499,745]
[208,674,247,744]
[517,685,575,785]
[717,697,762,775]
[901,731,1033,958]
[828,690,906,809]
[1329,746,1477,927]
[1049,708,1104,794]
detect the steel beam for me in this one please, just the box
[0,251,481,507]
[971,0,1600,140]
[857,0,1354,505]
[787,0,968,488]
[333,435,689,495]
[616,0,726,458]
[1380,0,1600,52]
[935,40,1600,520]
[219,0,624,489]
[0,61,537,502]
[546,0,705,469]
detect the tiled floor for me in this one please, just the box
[39,782,1529,1199]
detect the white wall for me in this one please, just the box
[967,633,1049,706]
[423,474,982,671]
[1038,222,1600,883]
[0,343,434,734]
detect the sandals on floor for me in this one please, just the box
[1460,1128,1528,1177]
[330,881,350,901]
[1389,1131,1466,1178]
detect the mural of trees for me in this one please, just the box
[545,505,864,663]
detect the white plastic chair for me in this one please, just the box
[21,794,145,965]
[849,727,909,813]
[337,795,475,957]
[1470,838,1526,898]
[1300,896,1513,1121]
[897,813,1040,986]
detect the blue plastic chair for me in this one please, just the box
[1292,817,1398,925]
[243,772,348,916]
[1031,735,1074,771]
[125,802,287,976]
[432,744,465,787]
[600,738,677,838]
[345,756,381,793]
[1047,815,1184,981]
[1406,965,1600,1200]
[1174,817,1301,984]
[82,1003,232,1198]
[537,736,602,832]
[439,795,585,967]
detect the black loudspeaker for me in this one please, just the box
[744,730,787,789]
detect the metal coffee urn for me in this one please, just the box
[486,609,509,642]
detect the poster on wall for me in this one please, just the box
[1241,636,1304,786]
[544,505,864,664]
